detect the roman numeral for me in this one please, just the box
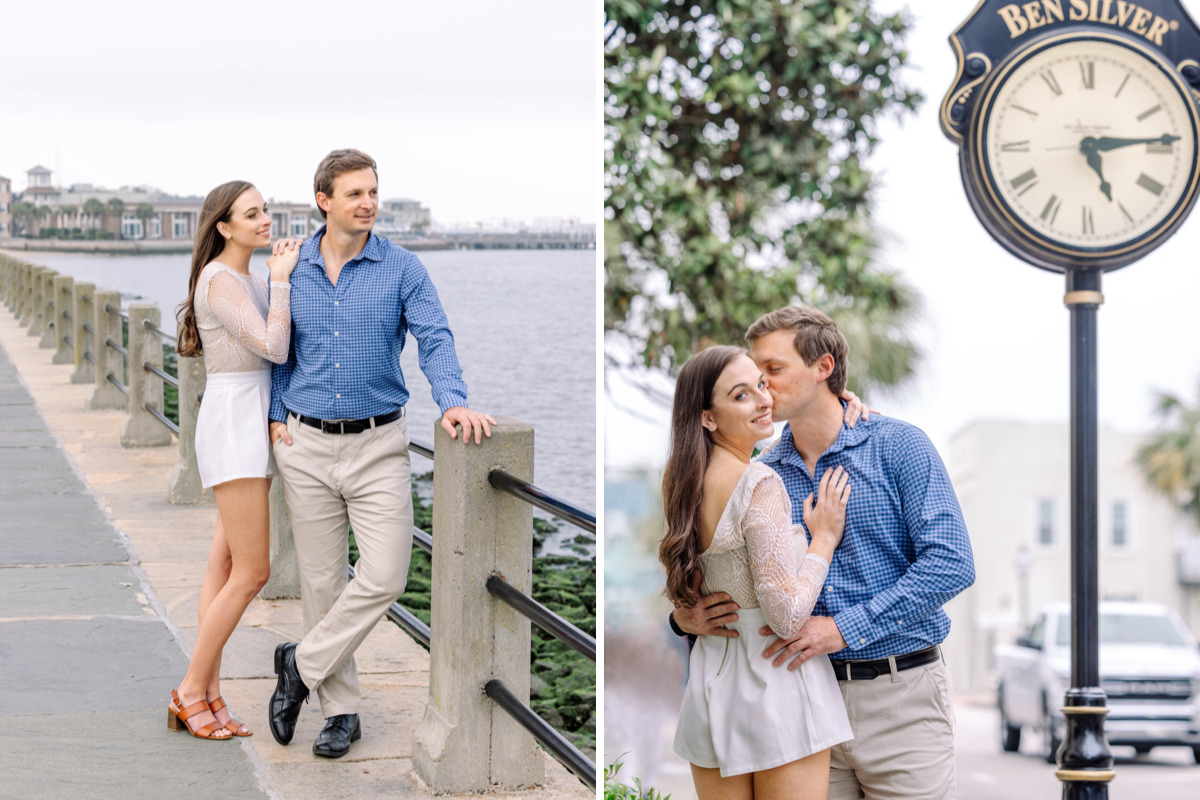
[1118,201,1134,223]
[1080,61,1095,90]
[1115,72,1131,98]
[1136,173,1165,195]
[1041,70,1063,97]
[1011,103,1039,119]
[1040,194,1062,224]
[1082,206,1095,234]
[1147,141,1174,154]
[1011,169,1039,196]
[1137,105,1163,122]
[1001,140,1031,152]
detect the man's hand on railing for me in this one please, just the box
[440,407,497,445]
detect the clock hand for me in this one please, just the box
[1092,133,1180,152]
[1079,138,1113,201]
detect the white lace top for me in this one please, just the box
[699,461,831,640]
[193,262,291,373]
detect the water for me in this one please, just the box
[18,248,597,517]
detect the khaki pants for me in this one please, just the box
[272,413,414,718]
[828,657,956,800]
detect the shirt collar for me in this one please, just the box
[758,400,873,468]
[302,224,385,266]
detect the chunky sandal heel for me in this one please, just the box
[168,689,231,740]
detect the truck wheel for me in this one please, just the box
[998,687,1021,753]
[1192,746,1200,764]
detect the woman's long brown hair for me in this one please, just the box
[659,345,745,607]
[175,180,256,357]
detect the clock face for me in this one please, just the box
[973,35,1199,262]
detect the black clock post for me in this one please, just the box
[941,1,1200,797]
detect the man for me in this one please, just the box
[672,305,975,799]
[267,149,494,758]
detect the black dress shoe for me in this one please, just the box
[313,713,361,758]
[269,642,309,745]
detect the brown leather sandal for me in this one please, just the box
[167,689,232,740]
[209,696,252,737]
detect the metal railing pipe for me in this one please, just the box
[483,679,596,790]
[121,303,173,447]
[486,573,595,660]
[488,468,596,533]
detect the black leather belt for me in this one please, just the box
[829,644,941,681]
[291,409,403,435]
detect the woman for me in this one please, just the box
[661,345,854,799]
[168,180,302,739]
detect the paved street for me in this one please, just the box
[611,694,1199,799]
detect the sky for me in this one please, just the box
[0,0,597,225]
[605,1,1200,471]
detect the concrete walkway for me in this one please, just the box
[0,307,590,799]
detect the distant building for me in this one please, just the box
[8,166,314,241]
[943,420,1200,695]
[375,197,432,237]
[0,176,11,237]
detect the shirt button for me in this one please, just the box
[859,638,866,645]
[334,301,339,306]
[897,620,904,626]
[334,363,339,368]
[334,331,339,336]
[826,586,832,592]
[335,394,341,399]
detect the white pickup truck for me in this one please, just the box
[994,601,1200,763]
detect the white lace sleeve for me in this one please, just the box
[741,473,831,640]
[206,270,291,364]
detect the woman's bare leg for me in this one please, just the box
[753,748,832,800]
[174,478,271,733]
[692,764,753,800]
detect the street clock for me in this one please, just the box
[941,0,1200,271]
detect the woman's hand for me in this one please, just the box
[802,465,850,558]
[267,237,302,281]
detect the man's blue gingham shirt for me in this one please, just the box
[757,410,975,661]
[269,226,468,423]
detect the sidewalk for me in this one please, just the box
[0,308,590,799]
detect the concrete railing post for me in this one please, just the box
[1,256,13,308]
[52,275,74,364]
[121,303,173,447]
[24,265,43,333]
[261,480,300,599]
[87,290,128,411]
[38,269,58,348]
[70,282,95,384]
[414,416,543,793]
[167,351,212,504]
[19,262,33,321]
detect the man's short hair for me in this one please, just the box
[745,305,848,395]
[313,149,378,219]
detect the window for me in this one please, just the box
[1037,498,1055,546]
[121,213,142,240]
[290,215,308,237]
[150,217,162,239]
[173,213,189,238]
[1111,501,1128,548]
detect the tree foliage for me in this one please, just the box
[1137,387,1200,528]
[605,0,924,392]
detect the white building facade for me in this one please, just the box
[942,420,1200,695]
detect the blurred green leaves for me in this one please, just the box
[605,0,924,393]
